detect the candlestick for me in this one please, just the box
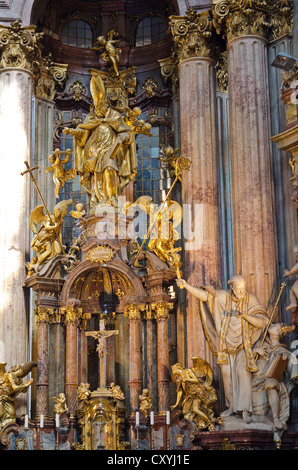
[55,414,59,428]
[135,411,139,426]
[166,411,170,425]
[150,411,154,425]
[25,415,28,429]
[40,414,44,428]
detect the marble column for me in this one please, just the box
[124,304,142,413]
[33,97,56,210]
[64,306,81,414]
[227,37,278,309]
[78,313,90,385]
[0,67,33,371]
[268,33,295,319]
[152,302,173,414]
[170,10,220,364]
[35,308,50,417]
[212,0,293,310]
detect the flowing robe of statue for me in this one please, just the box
[197,286,269,415]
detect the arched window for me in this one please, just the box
[61,20,93,48]
[135,16,166,47]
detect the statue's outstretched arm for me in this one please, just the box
[176,279,208,302]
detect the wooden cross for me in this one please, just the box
[86,320,118,389]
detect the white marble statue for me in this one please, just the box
[177,275,269,424]
[177,275,298,436]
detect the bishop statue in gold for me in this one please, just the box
[63,73,137,208]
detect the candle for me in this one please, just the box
[136,411,139,426]
[25,415,28,429]
[166,411,170,425]
[55,414,59,428]
[40,414,44,428]
[150,411,154,425]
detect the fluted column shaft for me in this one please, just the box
[0,68,33,369]
[125,304,142,412]
[153,302,172,414]
[64,307,81,414]
[228,35,277,307]
[35,308,50,417]
[179,56,219,362]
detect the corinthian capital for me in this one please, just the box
[0,20,43,71]
[0,20,68,99]
[170,9,216,61]
[212,0,293,42]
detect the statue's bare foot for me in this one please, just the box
[220,408,234,418]
[242,411,252,424]
[273,417,284,431]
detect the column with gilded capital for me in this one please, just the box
[151,302,173,414]
[63,303,82,414]
[0,21,41,369]
[124,303,143,413]
[35,308,51,417]
[212,0,289,308]
[170,10,220,363]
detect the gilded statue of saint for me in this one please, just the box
[63,73,137,208]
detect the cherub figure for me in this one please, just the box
[284,244,298,313]
[124,107,152,136]
[139,389,152,418]
[46,149,76,199]
[77,383,91,407]
[70,202,86,219]
[52,392,68,415]
[110,382,125,400]
[93,30,121,77]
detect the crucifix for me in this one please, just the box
[86,320,118,389]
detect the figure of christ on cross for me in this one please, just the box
[86,320,118,389]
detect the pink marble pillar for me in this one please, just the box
[154,302,172,414]
[179,56,219,363]
[125,304,142,413]
[64,308,81,414]
[228,35,278,308]
[35,308,50,417]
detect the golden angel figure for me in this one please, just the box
[28,199,72,273]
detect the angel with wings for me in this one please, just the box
[27,199,72,273]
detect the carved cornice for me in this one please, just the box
[0,20,68,100]
[212,0,293,42]
[170,9,216,61]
